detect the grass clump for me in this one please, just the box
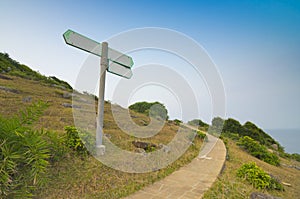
[237,162,284,190]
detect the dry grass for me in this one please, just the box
[203,139,300,199]
[6,75,298,199]
[0,75,203,198]
[0,75,74,132]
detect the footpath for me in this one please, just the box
[125,133,227,199]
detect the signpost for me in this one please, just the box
[63,29,134,155]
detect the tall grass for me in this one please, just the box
[0,101,54,198]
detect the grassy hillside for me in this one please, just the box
[1,53,298,198]
[211,117,282,149]
[0,52,71,90]
[203,138,300,199]
[203,117,300,198]
[0,72,204,198]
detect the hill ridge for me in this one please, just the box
[0,52,72,90]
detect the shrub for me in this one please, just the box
[212,117,282,151]
[65,126,94,155]
[196,130,207,141]
[237,162,283,190]
[173,119,182,126]
[291,153,300,162]
[243,122,278,147]
[223,118,243,135]
[226,132,240,141]
[188,119,209,131]
[237,136,280,166]
[129,101,169,120]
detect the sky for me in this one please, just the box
[0,0,300,130]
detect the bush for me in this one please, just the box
[291,153,300,162]
[188,119,209,131]
[196,130,207,141]
[212,117,283,151]
[129,101,169,120]
[65,126,94,155]
[281,153,300,162]
[173,119,182,125]
[226,132,240,141]
[237,162,283,190]
[237,136,280,166]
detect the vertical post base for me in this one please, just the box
[96,145,106,156]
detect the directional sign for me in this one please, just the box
[63,29,134,68]
[63,29,134,151]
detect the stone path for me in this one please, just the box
[125,134,226,199]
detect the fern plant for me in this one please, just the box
[0,101,51,198]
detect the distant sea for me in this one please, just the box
[265,129,300,154]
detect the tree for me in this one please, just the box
[210,117,224,133]
[223,118,243,134]
[188,119,209,131]
[129,101,169,120]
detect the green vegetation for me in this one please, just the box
[211,117,281,149]
[211,117,300,164]
[204,117,299,198]
[173,119,182,125]
[237,162,283,190]
[210,117,285,166]
[0,102,57,198]
[1,53,298,198]
[0,60,205,198]
[129,101,169,120]
[237,136,280,166]
[65,126,95,155]
[188,119,209,131]
[277,148,300,162]
[0,52,72,89]
[210,116,224,133]
[290,153,300,162]
[203,139,300,199]
[196,130,207,141]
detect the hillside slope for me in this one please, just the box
[203,138,300,199]
[0,54,204,198]
[1,53,298,198]
[0,52,71,90]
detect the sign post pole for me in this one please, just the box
[63,30,134,156]
[96,42,108,155]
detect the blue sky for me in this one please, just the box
[1,0,300,130]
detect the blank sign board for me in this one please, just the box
[63,29,133,79]
[63,30,133,68]
[108,62,133,79]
